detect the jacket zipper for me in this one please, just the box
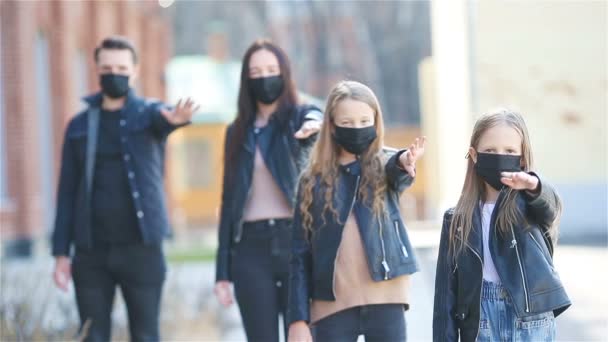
[394,221,408,258]
[470,201,487,342]
[467,243,484,341]
[529,232,555,272]
[511,226,530,312]
[529,232,544,252]
[234,184,253,243]
[380,222,390,280]
[332,175,360,298]
[234,147,255,243]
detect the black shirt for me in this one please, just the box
[91,109,141,245]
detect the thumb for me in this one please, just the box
[160,108,172,118]
[294,129,307,139]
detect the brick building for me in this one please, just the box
[0,1,172,256]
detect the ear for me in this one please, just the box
[468,147,477,163]
[130,65,140,86]
[329,121,336,135]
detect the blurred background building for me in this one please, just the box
[0,0,606,340]
[0,0,172,256]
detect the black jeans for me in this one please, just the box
[231,218,292,342]
[312,304,407,342]
[72,243,166,342]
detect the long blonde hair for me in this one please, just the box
[448,108,562,258]
[299,81,387,235]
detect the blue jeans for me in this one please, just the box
[312,304,407,342]
[479,280,555,342]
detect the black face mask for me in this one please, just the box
[333,125,377,155]
[249,75,284,104]
[100,73,130,99]
[474,152,522,191]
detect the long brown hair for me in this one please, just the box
[299,81,387,235]
[448,108,562,258]
[226,39,299,165]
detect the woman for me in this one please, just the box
[214,39,323,342]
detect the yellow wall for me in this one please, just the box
[473,1,607,183]
[167,124,227,228]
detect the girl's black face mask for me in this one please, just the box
[248,75,284,104]
[333,125,377,155]
[474,152,522,190]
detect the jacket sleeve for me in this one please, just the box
[215,126,234,281]
[385,148,414,193]
[51,124,79,256]
[523,172,561,242]
[433,210,459,342]
[287,182,313,325]
[150,102,191,139]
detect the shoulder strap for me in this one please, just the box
[85,107,99,196]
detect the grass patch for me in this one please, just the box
[167,246,216,263]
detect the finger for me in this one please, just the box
[175,99,183,110]
[407,144,416,160]
[56,273,68,291]
[404,165,416,177]
[192,105,201,115]
[501,177,525,189]
[501,177,515,188]
[160,108,172,118]
[512,172,528,183]
[500,171,515,179]
[294,129,311,139]
[419,136,427,149]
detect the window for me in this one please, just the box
[35,33,55,231]
[74,50,89,111]
[0,29,7,203]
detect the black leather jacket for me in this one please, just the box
[215,104,322,281]
[287,149,420,325]
[433,176,571,342]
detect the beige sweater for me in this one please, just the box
[242,145,293,222]
[310,212,411,324]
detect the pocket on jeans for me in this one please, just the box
[515,312,555,342]
[476,319,492,342]
[516,312,554,329]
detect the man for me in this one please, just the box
[51,36,198,341]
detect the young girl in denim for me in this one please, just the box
[287,81,425,342]
[433,109,571,342]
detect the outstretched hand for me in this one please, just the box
[399,136,426,177]
[294,120,322,139]
[500,171,539,192]
[160,97,200,125]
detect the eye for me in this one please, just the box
[483,148,496,153]
[506,149,517,154]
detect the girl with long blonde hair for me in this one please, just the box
[433,109,571,342]
[287,81,425,341]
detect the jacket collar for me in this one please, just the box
[338,158,361,176]
[82,88,138,110]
